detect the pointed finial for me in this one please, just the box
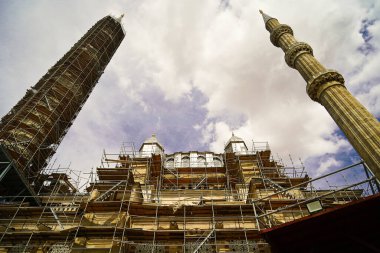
[116,13,124,23]
[259,9,275,25]
[232,132,235,136]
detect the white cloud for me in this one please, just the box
[314,157,342,177]
[0,0,379,181]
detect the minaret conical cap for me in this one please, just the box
[259,9,275,25]
[115,13,124,23]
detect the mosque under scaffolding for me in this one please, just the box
[0,10,380,253]
[0,134,378,252]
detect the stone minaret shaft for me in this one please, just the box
[260,10,380,179]
[0,15,125,184]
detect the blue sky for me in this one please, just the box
[0,0,379,178]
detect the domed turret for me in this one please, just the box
[224,133,248,153]
[139,134,164,155]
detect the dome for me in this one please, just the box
[224,133,248,152]
[225,133,245,147]
[139,134,164,151]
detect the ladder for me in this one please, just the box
[95,180,127,201]
[192,229,215,253]
[263,177,296,199]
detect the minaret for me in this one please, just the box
[259,10,380,179]
[0,15,125,197]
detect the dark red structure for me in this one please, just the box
[261,193,380,253]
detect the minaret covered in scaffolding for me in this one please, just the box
[0,15,125,198]
[259,10,380,179]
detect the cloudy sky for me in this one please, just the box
[0,0,379,181]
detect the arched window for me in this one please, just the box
[213,157,223,167]
[197,156,206,167]
[166,158,174,168]
[181,156,190,167]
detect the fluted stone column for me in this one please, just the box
[259,10,380,179]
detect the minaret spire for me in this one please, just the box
[116,13,124,23]
[260,11,380,180]
[259,9,276,26]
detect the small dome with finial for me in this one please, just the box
[140,133,164,153]
[224,133,248,153]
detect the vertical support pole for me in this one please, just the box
[363,163,380,193]
[252,202,261,231]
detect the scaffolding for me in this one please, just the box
[0,140,378,252]
[0,15,125,202]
